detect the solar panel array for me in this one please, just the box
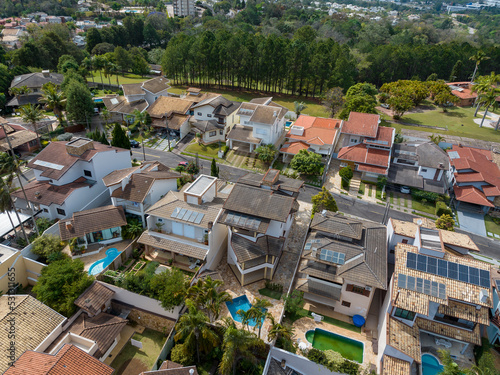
[171,207,205,224]
[398,273,446,300]
[304,239,322,250]
[406,253,490,288]
[225,212,261,231]
[319,249,345,265]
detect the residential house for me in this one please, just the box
[336,112,395,181]
[377,243,492,374]
[447,145,500,213]
[280,115,342,162]
[447,82,477,107]
[102,94,149,123]
[138,175,228,272]
[295,212,386,319]
[7,70,63,108]
[218,182,298,286]
[122,77,171,106]
[1,27,25,49]
[190,95,241,144]
[140,361,199,375]
[263,347,333,375]
[0,295,67,374]
[388,141,450,194]
[4,344,114,375]
[487,270,500,349]
[11,138,131,220]
[46,281,128,362]
[146,96,193,140]
[0,120,39,154]
[387,218,480,264]
[173,0,195,16]
[104,161,180,225]
[227,97,289,152]
[237,169,304,198]
[58,205,127,249]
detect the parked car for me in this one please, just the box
[400,186,411,194]
[178,161,188,166]
[381,103,390,109]
[130,140,140,148]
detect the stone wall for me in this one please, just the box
[111,300,175,334]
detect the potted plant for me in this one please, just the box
[155,222,164,233]
[204,233,208,245]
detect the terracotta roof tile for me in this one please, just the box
[138,231,208,259]
[279,141,309,155]
[454,186,495,207]
[102,166,141,187]
[416,317,481,345]
[4,344,114,375]
[59,205,127,241]
[147,97,193,118]
[387,316,421,361]
[122,83,144,96]
[338,143,390,168]
[74,281,115,316]
[382,355,411,375]
[341,112,380,138]
[142,77,170,94]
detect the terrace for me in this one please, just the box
[64,240,133,272]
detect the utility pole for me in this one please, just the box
[0,116,38,241]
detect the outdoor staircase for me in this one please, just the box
[350,178,361,194]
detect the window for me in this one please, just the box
[83,170,92,177]
[197,112,202,116]
[394,308,415,321]
[402,239,408,244]
[350,138,358,144]
[255,128,268,136]
[421,168,427,172]
[346,284,370,296]
[57,208,66,216]
[43,208,48,213]
[219,129,223,135]
[207,114,212,118]
[341,301,351,307]
[209,131,216,137]
[352,285,366,295]
[390,249,395,254]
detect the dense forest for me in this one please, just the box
[2,0,500,100]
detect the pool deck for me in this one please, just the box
[63,240,133,271]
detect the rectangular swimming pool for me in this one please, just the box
[225,295,266,327]
[306,328,364,363]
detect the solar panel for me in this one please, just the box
[177,208,187,220]
[480,269,490,288]
[406,252,417,269]
[304,242,312,250]
[398,274,407,289]
[437,259,448,277]
[407,276,415,291]
[469,267,479,285]
[188,211,199,223]
[171,207,181,218]
[319,249,345,265]
[194,212,205,224]
[424,279,431,295]
[398,273,447,300]
[459,265,469,283]
[181,209,192,221]
[417,254,427,272]
[448,262,458,280]
[427,257,437,274]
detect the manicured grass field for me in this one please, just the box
[184,140,223,158]
[111,328,167,375]
[411,200,436,216]
[258,287,282,300]
[90,70,150,85]
[170,86,329,118]
[382,105,500,143]
[484,215,500,237]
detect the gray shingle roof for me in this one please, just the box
[191,119,223,133]
[74,281,115,316]
[10,72,63,89]
[311,212,363,240]
[223,184,297,222]
[230,233,285,263]
[237,170,304,194]
[138,231,208,259]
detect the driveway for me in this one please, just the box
[457,209,487,237]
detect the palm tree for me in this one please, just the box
[294,101,307,116]
[469,50,490,83]
[102,58,113,87]
[92,55,105,90]
[248,297,272,339]
[267,313,295,348]
[476,90,500,128]
[218,326,265,375]
[174,300,219,364]
[38,83,66,124]
[108,62,120,87]
[472,72,500,116]
[100,108,112,127]
[0,177,28,243]
[81,57,95,88]
[132,109,149,161]
[236,308,253,331]
[187,276,231,322]
[428,134,445,145]
[18,104,45,150]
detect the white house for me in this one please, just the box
[122,77,171,106]
[190,95,241,144]
[138,175,228,273]
[104,161,180,226]
[377,243,492,374]
[227,97,289,152]
[218,182,298,286]
[12,138,131,220]
[295,212,387,319]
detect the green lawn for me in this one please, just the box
[170,86,329,118]
[110,328,167,375]
[258,288,282,300]
[375,186,384,201]
[185,140,223,158]
[358,182,365,195]
[90,70,150,85]
[484,215,500,237]
[411,200,436,216]
[382,105,500,143]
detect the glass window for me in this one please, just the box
[209,131,216,137]
[341,301,351,307]
[219,129,223,135]
[207,114,212,118]
[394,308,415,321]
[197,112,202,116]
[84,170,92,177]
[57,208,65,216]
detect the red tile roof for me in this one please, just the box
[341,112,380,138]
[4,344,114,375]
[448,145,500,199]
[454,186,494,207]
[338,143,390,168]
[364,126,395,148]
[286,115,340,146]
[280,141,309,155]
[357,164,388,174]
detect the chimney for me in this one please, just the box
[321,209,327,217]
[480,289,489,304]
[35,191,41,199]
[42,70,50,78]
[65,138,94,156]
[189,370,194,375]
[273,111,277,117]
[65,221,73,231]
[208,221,213,230]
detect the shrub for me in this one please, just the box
[411,189,440,203]
[339,166,353,189]
[436,201,452,217]
[307,348,327,365]
[56,132,73,141]
[223,145,229,157]
[284,290,305,317]
[264,280,283,293]
[170,343,193,366]
[31,234,64,260]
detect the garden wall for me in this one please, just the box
[111,300,176,333]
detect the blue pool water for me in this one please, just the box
[225,295,267,326]
[285,121,293,127]
[88,248,121,276]
[422,354,443,375]
[93,98,103,103]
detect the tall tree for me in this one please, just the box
[218,327,265,375]
[19,103,45,146]
[111,123,131,149]
[311,186,338,214]
[322,87,345,117]
[64,80,94,127]
[38,82,66,123]
[470,51,490,83]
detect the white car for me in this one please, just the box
[400,186,411,194]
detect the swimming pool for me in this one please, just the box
[225,295,267,327]
[88,248,122,276]
[93,98,103,103]
[305,328,364,363]
[422,353,443,375]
